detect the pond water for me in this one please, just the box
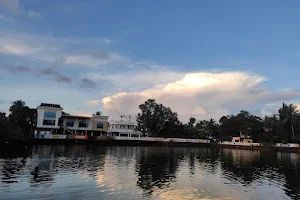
[1,145,300,200]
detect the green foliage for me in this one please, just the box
[136,99,300,143]
[278,103,300,142]
[0,100,36,140]
[136,99,181,137]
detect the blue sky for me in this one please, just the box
[1,0,300,121]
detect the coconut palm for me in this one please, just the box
[278,103,300,142]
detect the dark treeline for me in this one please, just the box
[1,99,300,143]
[0,100,36,140]
[136,99,300,143]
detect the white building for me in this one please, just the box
[108,117,142,138]
[35,103,109,138]
[36,103,63,134]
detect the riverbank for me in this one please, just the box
[0,139,211,148]
[1,139,300,153]
[212,143,300,153]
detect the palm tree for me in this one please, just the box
[278,103,300,142]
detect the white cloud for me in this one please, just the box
[0,33,58,57]
[0,40,42,55]
[0,0,41,19]
[64,52,122,67]
[0,32,126,67]
[84,100,100,107]
[102,71,300,122]
[87,69,186,91]
[22,11,42,19]
[0,14,14,23]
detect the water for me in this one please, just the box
[1,145,300,200]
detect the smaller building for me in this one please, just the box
[232,135,253,143]
[108,118,142,138]
[61,114,91,135]
[61,114,109,136]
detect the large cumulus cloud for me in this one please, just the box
[102,71,300,122]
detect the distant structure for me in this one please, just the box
[34,103,109,139]
[108,115,142,138]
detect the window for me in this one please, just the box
[235,140,239,142]
[44,112,56,118]
[43,120,55,125]
[120,133,128,137]
[66,120,74,127]
[97,122,104,128]
[78,120,87,128]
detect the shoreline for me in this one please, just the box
[1,139,300,153]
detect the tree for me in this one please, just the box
[188,117,196,127]
[62,111,70,115]
[195,119,219,138]
[278,103,300,142]
[262,115,282,143]
[0,112,9,139]
[8,100,36,139]
[136,99,181,137]
[0,112,22,140]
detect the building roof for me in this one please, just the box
[62,114,91,119]
[39,103,62,108]
[92,115,109,119]
[62,114,110,120]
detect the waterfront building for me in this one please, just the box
[35,103,63,136]
[61,114,109,136]
[232,134,253,143]
[34,103,109,139]
[108,115,142,138]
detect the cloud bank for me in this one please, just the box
[102,71,300,122]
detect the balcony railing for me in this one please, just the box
[108,128,141,133]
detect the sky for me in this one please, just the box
[1,0,300,122]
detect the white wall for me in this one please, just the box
[36,107,62,129]
[276,143,300,147]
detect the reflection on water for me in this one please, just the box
[1,146,300,200]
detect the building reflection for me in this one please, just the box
[30,145,107,177]
[220,149,261,184]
